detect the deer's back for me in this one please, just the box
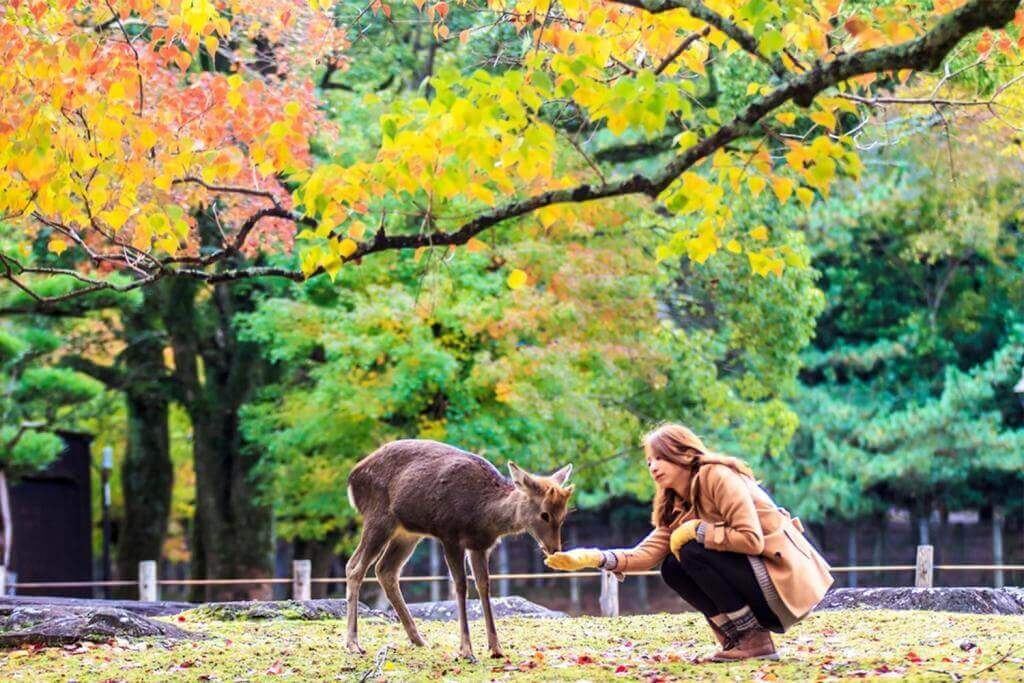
[349,439,512,543]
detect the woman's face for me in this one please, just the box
[646,449,686,488]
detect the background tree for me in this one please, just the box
[0,322,103,567]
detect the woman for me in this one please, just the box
[545,423,833,661]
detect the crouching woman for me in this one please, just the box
[545,423,833,661]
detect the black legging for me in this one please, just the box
[660,541,783,633]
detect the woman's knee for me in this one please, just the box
[660,553,685,583]
[676,540,706,563]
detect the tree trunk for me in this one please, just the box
[116,391,171,583]
[164,274,274,601]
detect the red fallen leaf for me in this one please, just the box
[266,660,284,675]
[615,664,630,674]
[178,660,194,668]
[177,615,186,622]
[941,657,952,663]
[906,651,922,663]
[875,664,891,673]
[577,654,595,665]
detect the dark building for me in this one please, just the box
[9,431,94,597]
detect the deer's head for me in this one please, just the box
[508,462,574,555]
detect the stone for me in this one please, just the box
[0,604,197,647]
[185,599,393,622]
[396,596,567,622]
[816,587,1024,615]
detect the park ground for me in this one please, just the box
[0,609,1022,681]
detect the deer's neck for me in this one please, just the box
[488,487,528,535]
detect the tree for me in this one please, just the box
[0,322,103,567]
[2,0,1022,301]
[778,135,1024,540]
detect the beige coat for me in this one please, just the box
[610,463,833,625]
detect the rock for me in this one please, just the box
[185,599,393,622]
[396,596,567,622]
[0,604,197,647]
[959,640,977,651]
[816,588,1024,615]
[0,595,192,618]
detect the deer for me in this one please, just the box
[344,439,574,661]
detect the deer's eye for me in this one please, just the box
[541,512,550,523]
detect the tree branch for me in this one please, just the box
[611,0,787,77]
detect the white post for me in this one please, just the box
[293,559,311,601]
[915,545,933,589]
[138,560,157,602]
[0,565,6,596]
[429,540,441,602]
[599,570,619,617]
[848,523,858,588]
[568,527,580,611]
[497,542,510,597]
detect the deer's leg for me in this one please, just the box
[469,549,503,659]
[442,541,475,661]
[375,533,426,647]
[345,520,393,655]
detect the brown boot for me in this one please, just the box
[710,628,778,662]
[706,619,730,648]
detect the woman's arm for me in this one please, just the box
[699,466,764,555]
[605,526,672,572]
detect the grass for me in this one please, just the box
[0,609,1022,681]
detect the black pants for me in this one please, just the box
[660,542,783,633]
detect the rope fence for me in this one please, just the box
[1,547,1020,617]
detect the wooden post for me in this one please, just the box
[915,545,933,588]
[293,559,311,601]
[138,560,157,602]
[599,570,619,617]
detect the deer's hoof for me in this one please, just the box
[346,641,365,655]
[489,647,505,659]
[410,634,427,647]
[459,649,477,663]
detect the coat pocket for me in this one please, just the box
[783,527,812,559]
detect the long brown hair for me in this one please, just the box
[644,423,755,528]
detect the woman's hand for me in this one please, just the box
[669,519,702,559]
[544,548,603,571]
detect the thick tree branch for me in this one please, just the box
[612,0,787,77]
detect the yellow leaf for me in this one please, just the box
[776,112,796,126]
[747,176,767,197]
[336,238,358,258]
[796,186,815,208]
[726,239,742,254]
[466,237,488,253]
[48,238,68,255]
[655,244,672,263]
[507,268,528,289]
[772,177,795,204]
[108,82,126,100]
[749,225,769,241]
[810,110,836,129]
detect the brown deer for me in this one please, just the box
[344,439,574,660]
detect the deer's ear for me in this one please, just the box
[550,463,573,486]
[508,462,539,493]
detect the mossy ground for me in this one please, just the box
[0,609,1021,681]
